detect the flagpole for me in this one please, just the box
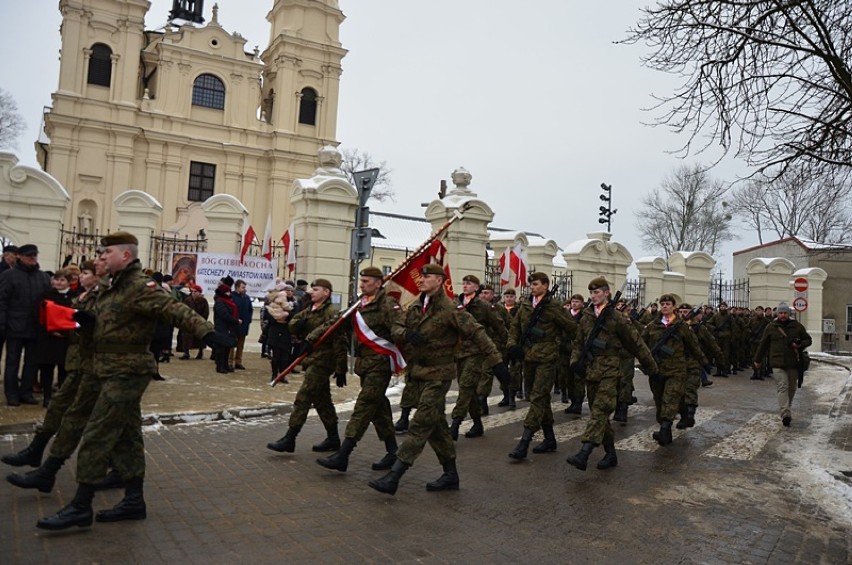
[271,203,471,387]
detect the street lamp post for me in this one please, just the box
[598,182,617,232]
[349,168,380,304]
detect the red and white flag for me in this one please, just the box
[353,310,407,373]
[498,246,513,285]
[281,223,296,273]
[385,239,454,306]
[240,216,256,264]
[260,214,273,261]
[511,242,529,287]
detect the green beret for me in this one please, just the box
[678,302,692,310]
[528,272,549,285]
[359,266,384,279]
[312,278,333,291]
[462,274,480,285]
[502,288,516,295]
[483,284,494,291]
[101,231,139,247]
[80,260,97,273]
[588,276,609,291]
[570,293,584,301]
[659,294,677,305]
[421,263,445,276]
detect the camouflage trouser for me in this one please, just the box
[476,362,495,397]
[37,370,83,437]
[522,361,556,431]
[557,352,571,393]
[76,374,150,484]
[49,372,101,459]
[565,360,585,400]
[616,357,635,404]
[506,356,523,393]
[715,337,731,372]
[345,370,394,443]
[649,373,684,423]
[289,364,338,430]
[399,370,417,410]
[682,369,700,406]
[396,379,455,466]
[452,355,484,420]
[581,374,617,445]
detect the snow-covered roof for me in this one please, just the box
[370,212,432,251]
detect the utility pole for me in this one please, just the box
[349,168,380,304]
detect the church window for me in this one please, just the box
[192,74,225,110]
[188,161,216,202]
[298,87,318,125]
[87,43,113,87]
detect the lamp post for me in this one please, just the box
[598,182,617,232]
[349,168,380,304]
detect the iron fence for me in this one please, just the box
[57,227,104,269]
[623,278,645,306]
[150,233,207,274]
[708,276,750,308]
[484,256,571,301]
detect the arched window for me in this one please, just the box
[192,74,225,110]
[298,87,318,125]
[87,43,113,87]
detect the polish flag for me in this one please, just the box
[511,243,529,287]
[385,239,454,306]
[281,223,296,273]
[498,246,513,285]
[240,216,256,264]
[261,214,273,261]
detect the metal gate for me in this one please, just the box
[150,233,207,274]
[708,276,749,308]
[57,227,103,268]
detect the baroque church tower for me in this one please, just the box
[39,0,346,244]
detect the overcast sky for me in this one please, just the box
[0,0,759,275]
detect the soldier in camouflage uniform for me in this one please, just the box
[315,267,404,473]
[267,279,347,454]
[676,303,718,430]
[497,288,521,409]
[36,232,222,531]
[506,272,577,460]
[612,299,639,424]
[368,264,508,496]
[475,284,510,413]
[450,275,507,440]
[748,306,770,379]
[708,302,733,376]
[393,366,416,433]
[566,277,658,471]
[641,295,707,446]
[562,294,586,415]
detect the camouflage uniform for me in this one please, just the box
[391,290,501,468]
[76,261,214,484]
[475,301,509,400]
[562,307,586,410]
[708,309,733,375]
[494,302,518,401]
[748,313,770,377]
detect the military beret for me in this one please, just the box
[360,266,384,279]
[502,288,516,295]
[18,244,39,256]
[312,278,333,291]
[80,260,97,273]
[718,301,728,307]
[776,302,792,314]
[100,231,138,247]
[2,245,18,253]
[570,293,584,301]
[678,303,692,310]
[659,294,677,304]
[588,276,609,291]
[483,284,494,291]
[528,272,549,285]
[462,274,480,285]
[421,263,445,276]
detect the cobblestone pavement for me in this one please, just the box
[1,355,850,564]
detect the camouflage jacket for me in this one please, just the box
[64,284,101,374]
[91,261,213,379]
[571,304,657,381]
[455,295,507,359]
[508,295,577,363]
[560,307,585,356]
[642,317,707,377]
[693,321,723,365]
[754,319,812,369]
[290,299,347,374]
[708,311,733,338]
[308,288,402,376]
[392,290,501,381]
[748,315,770,345]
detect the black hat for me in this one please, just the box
[220,275,234,287]
[100,231,138,247]
[18,244,39,256]
[2,245,18,254]
[296,279,309,287]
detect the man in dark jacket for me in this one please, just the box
[230,279,253,370]
[0,244,51,406]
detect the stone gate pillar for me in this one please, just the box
[201,194,246,255]
[114,190,163,268]
[563,231,633,298]
[791,267,828,353]
[668,251,716,307]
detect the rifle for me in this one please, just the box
[572,281,627,377]
[515,284,559,352]
[649,304,702,361]
[270,203,471,387]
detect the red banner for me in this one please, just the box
[385,239,454,306]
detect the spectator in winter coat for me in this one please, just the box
[213,283,240,373]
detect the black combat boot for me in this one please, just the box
[508,428,535,460]
[478,395,489,416]
[312,423,341,452]
[2,432,51,467]
[596,441,618,470]
[394,408,411,433]
[509,390,517,410]
[565,397,583,415]
[267,426,301,453]
[532,424,557,454]
[612,402,628,423]
[368,459,409,495]
[95,477,146,522]
[449,417,463,441]
[426,460,459,492]
[561,390,569,404]
[36,483,96,530]
[371,437,398,471]
[652,420,673,446]
[464,417,484,438]
[498,388,511,407]
[93,468,125,491]
[316,438,356,472]
[566,442,596,471]
[675,407,690,430]
[6,455,65,493]
[686,405,697,428]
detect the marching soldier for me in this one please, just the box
[566,277,658,471]
[708,302,733,376]
[498,288,522,408]
[506,272,577,460]
[267,279,347,454]
[748,306,770,380]
[315,267,404,473]
[368,264,509,495]
[563,294,586,415]
[676,303,717,430]
[475,284,510,414]
[449,275,507,440]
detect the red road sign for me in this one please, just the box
[792,297,808,312]
[793,277,808,292]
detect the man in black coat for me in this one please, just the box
[0,244,51,406]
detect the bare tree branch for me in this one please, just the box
[339,147,396,203]
[0,87,25,150]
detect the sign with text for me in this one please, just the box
[792,297,808,312]
[170,252,277,298]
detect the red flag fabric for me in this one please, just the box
[385,239,454,306]
[240,216,256,265]
[511,243,529,288]
[281,222,296,273]
[41,300,79,332]
[261,214,273,261]
[498,246,512,285]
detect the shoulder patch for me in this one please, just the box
[146,281,157,288]
[456,304,465,310]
